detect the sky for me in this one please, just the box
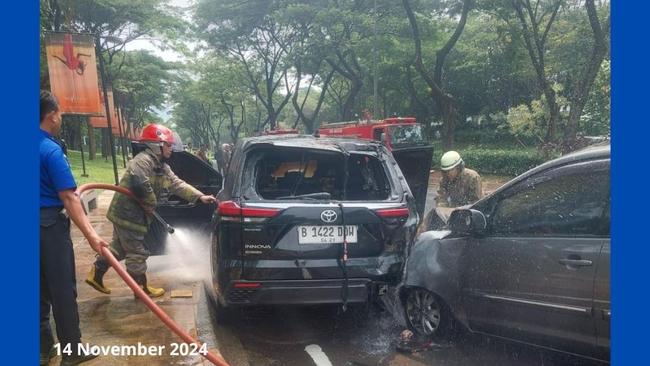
[124,0,194,63]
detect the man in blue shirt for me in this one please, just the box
[40,90,108,366]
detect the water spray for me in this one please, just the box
[76,183,228,366]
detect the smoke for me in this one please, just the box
[146,227,212,285]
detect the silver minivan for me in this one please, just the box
[402,144,610,362]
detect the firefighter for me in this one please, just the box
[436,150,482,207]
[85,124,217,297]
[418,151,482,235]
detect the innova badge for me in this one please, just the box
[320,210,337,223]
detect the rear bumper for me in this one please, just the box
[222,279,386,306]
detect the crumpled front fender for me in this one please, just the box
[403,230,469,325]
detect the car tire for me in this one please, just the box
[205,287,235,326]
[214,298,235,325]
[404,287,453,338]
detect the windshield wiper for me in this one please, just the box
[276,192,332,200]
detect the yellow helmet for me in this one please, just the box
[440,151,463,171]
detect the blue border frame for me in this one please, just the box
[611,1,646,364]
[2,0,39,362]
[0,0,639,363]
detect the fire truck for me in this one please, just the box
[318,117,433,219]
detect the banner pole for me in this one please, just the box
[95,35,119,185]
[80,116,88,177]
[116,105,127,168]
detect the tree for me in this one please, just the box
[510,0,563,148]
[171,53,260,147]
[195,0,299,130]
[403,0,475,149]
[111,50,174,130]
[562,0,609,152]
[281,3,339,131]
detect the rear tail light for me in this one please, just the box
[375,207,410,218]
[217,201,281,222]
[217,201,241,216]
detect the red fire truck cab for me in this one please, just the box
[318,117,427,150]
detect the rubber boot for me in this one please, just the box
[130,272,165,298]
[59,346,98,366]
[85,264,111,294]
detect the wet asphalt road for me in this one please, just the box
[207,296,604,366]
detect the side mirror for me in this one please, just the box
[448,209,487,236]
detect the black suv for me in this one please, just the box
[209,135,418,318]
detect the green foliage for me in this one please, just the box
[111,50,176,129]
[581,59,610,136]
[40,0,610,151]
[447,12,536,116]
[506,99,548,142]
[461,147,551,176]
[506,88,569,142]
[170,53,262,146]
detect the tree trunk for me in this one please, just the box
[101,128,109,160]
[342,78,363,120]
[403,0,473,150]
[326,55,364,121]
[512,0,563,146]
[543,87,560,143]
[441,97,458,150]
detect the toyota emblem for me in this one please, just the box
[320,210,337,223]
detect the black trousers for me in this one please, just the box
[40,208,81,351]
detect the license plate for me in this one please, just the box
[297,225,358,244]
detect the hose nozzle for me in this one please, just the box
[152,211,175,234]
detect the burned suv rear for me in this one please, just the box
[209,136,418,312]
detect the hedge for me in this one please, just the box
[431,146,556,177]
[453,129,526,146]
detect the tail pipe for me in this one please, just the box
[76,183,229,366]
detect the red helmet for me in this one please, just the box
[140,123,174,144]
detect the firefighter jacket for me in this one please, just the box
[436,167,482,208]
[107,149,203,233]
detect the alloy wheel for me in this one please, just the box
[405,288,442,336]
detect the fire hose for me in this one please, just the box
[76,183,229,366]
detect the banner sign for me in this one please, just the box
[89,89,118,128]
[45,33,101,115]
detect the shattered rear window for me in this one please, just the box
[245,148,392,201]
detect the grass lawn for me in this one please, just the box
[67,149,126,186]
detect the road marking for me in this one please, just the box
[305,344,333,366]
